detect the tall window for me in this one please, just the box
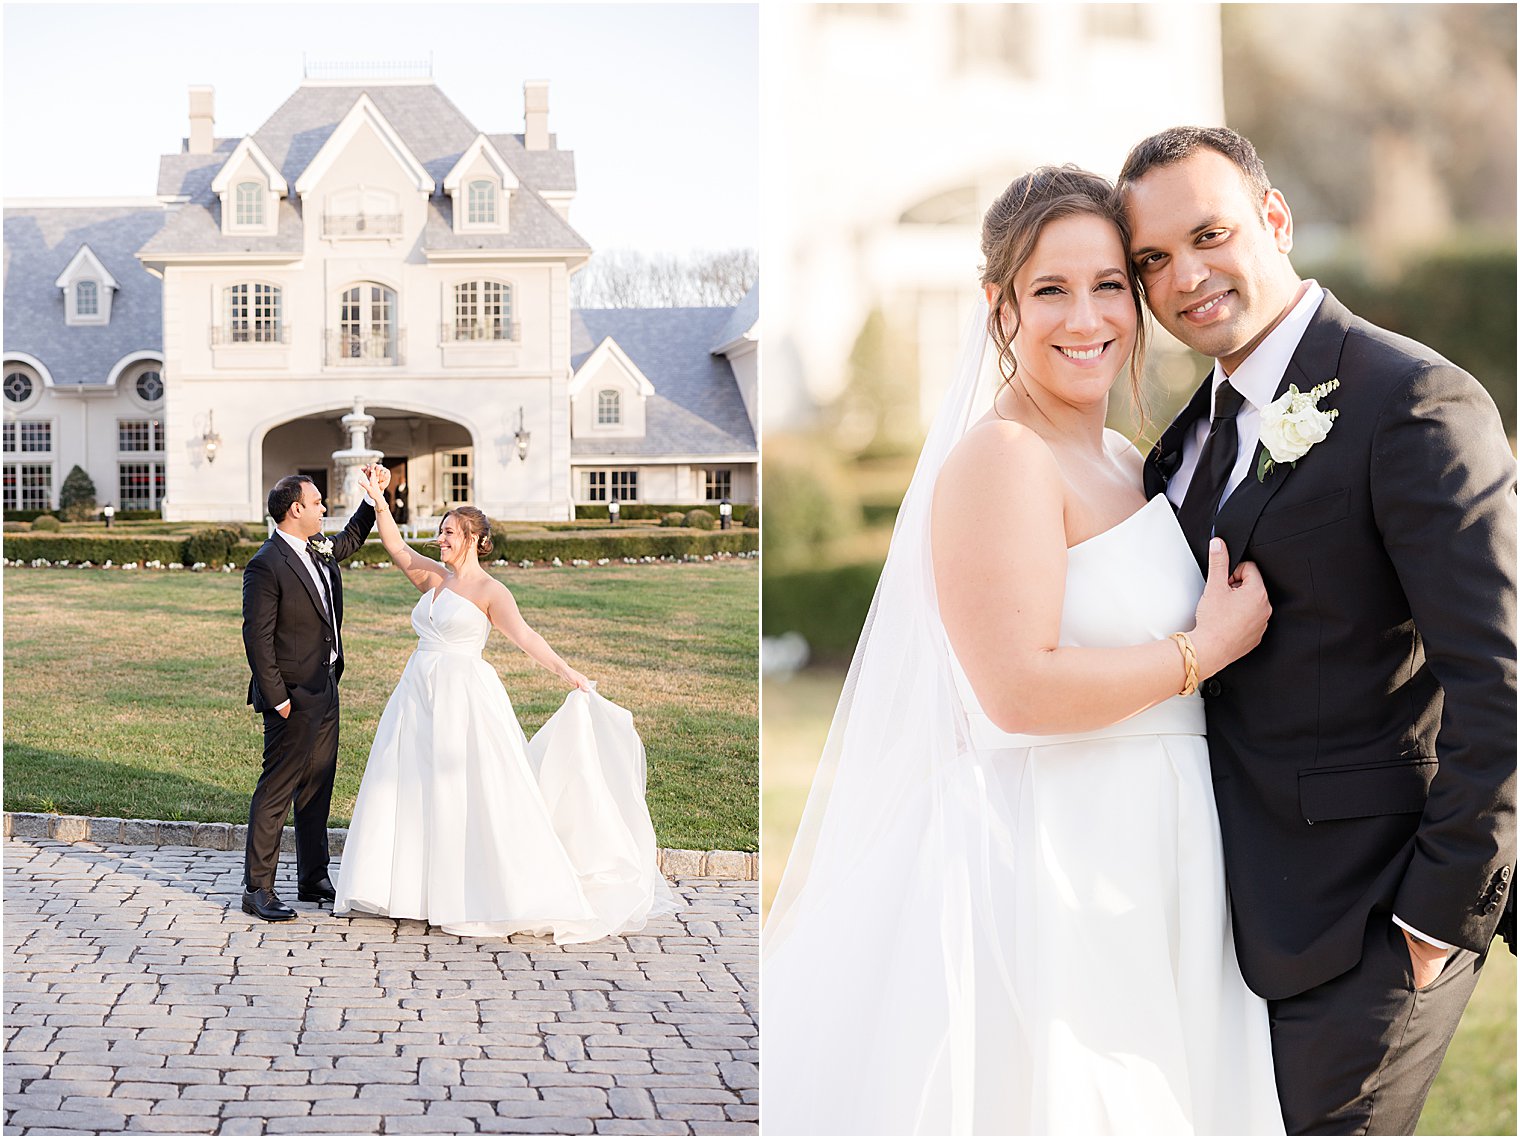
[119,420,165,452]
[235,181,265,227]
[118,463,165,511]
[338,283,397,362]
[597,389,621,426]
[76,281,98,316]
[453,281,512,341]
[441,450,471,507]
[467,180,497,225]
[704,469,732,501]
[3,464,52,511]
[584,469,638,502]
[226,283,282,343]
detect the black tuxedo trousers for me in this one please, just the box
[1145,292,1516,1134]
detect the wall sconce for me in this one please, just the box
[202,410,222,464]
[514,407,530,462]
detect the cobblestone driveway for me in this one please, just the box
[3,839,758,1136]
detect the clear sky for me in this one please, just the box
[2,2,758,255]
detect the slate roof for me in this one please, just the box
[141,82,587,258]
[3,204,167,385]
[709,282,758,351]
[570,307,758,458]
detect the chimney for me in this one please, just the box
[524,81,550,151]
[188,86,215,155]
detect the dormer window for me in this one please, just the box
[467,181,497,225]
[235,182,265,227]
[76,281,99,317]
[597,389,621,426]
[56,244,116,325]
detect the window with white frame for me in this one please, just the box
[441,450,471,507]
[337,283,397,362]
[467,180,498,225]
[235,181,265,227]
[704,469,732,501]
[225,283,283,343]
[582,469,638,502]
[452,281,512,341]
[3,463,53,511]
[596,389,621,426]
[118,462,165,511]
[76,280,99,316]
[119,419,165,453]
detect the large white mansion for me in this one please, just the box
[3,78,757,522]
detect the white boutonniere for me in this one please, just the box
[1257,378,1340,482]
[309,536,334,559]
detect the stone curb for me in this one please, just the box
[3,812,758,880]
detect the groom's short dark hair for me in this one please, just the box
[268,475,314,522]
[1117,126,1272,207]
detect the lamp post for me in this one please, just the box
[719,499,732,530]
[609,499,620,525]
[202,410,222,464]
[102,504,115,529]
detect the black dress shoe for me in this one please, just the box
[297,876,337,904]
[242,888,296,922]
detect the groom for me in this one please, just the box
[1122,127,1516,1134]
[240,469,383,921]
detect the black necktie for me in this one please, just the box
[1178,380,1246,570]
[307,546,340,659]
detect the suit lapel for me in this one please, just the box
[1144,370,1214,501]
[1212,291,1354,567]
[273,535,332,629]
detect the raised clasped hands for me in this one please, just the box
[1190,538,1273,679]
[355,464,388,506]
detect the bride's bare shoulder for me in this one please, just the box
[937,418,1061,501]
[1104,427,1146,479]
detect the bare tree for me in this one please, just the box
[572,249,758,308]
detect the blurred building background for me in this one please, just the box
[762,10,1516,1126]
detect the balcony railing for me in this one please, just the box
[210,325,290,346]
[325,329,405,366]
[322,213,403,238]
[440,320,518,343]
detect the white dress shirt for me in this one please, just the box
[271,528,338,713]
[1162,280,1450,955]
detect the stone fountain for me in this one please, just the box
[331,397,384,523]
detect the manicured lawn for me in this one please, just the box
[4,562,757,851]
[765,665,1516,1135]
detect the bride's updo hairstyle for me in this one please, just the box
[440,506,495,557]
[980,164,1147,409]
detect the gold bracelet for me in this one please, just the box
[1170,632,1200,697]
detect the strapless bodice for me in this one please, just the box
[950,495,1207,749]
[411,587,491,657]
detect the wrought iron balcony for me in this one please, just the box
[322,213,403,238]
[210,325,290,346]
[325,329,406,366]
[440,319,519,343]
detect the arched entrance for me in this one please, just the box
[260,406,474,523]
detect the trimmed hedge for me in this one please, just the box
[763,559,883,664]
[4,528,758,567]
[684,509,717,530]
[30,515,61,532]
[573,502,734,521]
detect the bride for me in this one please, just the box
[764,166,1284,1134]
[333,468,676,943]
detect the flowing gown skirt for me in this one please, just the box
[334,588,677,943]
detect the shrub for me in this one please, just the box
[763,439,861,572]
[743,506,759,529]
[684,509,717,530]
[59,466,97,522]
[763,559,884,664]
[3,535,191,565]
[574,502,720,521]
[660,512,687,528]
[181,527,240,568]
[30,514,62,532]
[3,521,32,533]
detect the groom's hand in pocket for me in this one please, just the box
[1402,927,1452,990]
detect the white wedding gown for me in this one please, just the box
[334,586,678,943]
[765,495,1284,1134]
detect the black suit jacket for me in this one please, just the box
[242,503,375,714]
[1144,291,1517,1000]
